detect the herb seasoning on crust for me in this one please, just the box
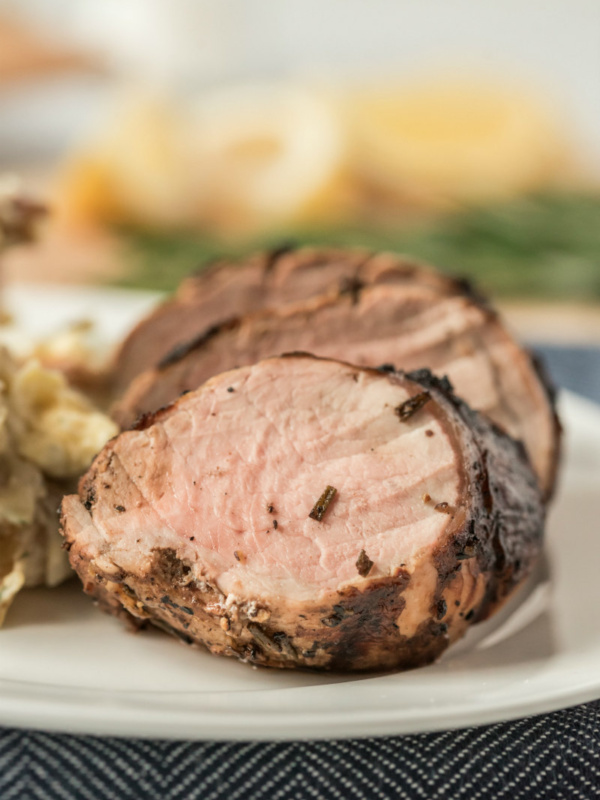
[309,485,337,521]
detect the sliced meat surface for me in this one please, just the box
[111,246,458,393]
[114,283,559,499]
[61,354,545,672]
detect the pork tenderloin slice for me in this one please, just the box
[62,354,545,672]
[111,246,455,393]
[114,283,559,499]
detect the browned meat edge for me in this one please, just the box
[63,354,545,672]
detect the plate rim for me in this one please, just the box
[1,666,600,741]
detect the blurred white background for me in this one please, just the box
[1,0,600,167]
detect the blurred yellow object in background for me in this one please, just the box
[56,88,356,234]
[344,82,567,209]
[53,79,571,236]
[190,86,357,233]
[56,155,120,231]
[57,96,199,231]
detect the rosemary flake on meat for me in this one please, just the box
[356,549,374,577]
[308,485,337,521]
[395,391,431,422]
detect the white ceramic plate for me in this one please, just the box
[1,285,599,741]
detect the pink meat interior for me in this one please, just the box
[88,357,461,603]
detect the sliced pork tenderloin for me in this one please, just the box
[111,246,459,393]
[62,354,545,672]
[113,283,560,500]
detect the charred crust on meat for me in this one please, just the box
[356,549,374,577]
[264,241,297,272]
[280,350,330,362]
[130,404,177,432]
[160,595,194,615]
[456,547,476,562]
[436,598,447,619]
[157,317,241,371]
[395,391,431,422]
[272,631,297,658]
[152,548,192,585]
[338,275,364,304]
[114,505,126,513]
[321,615,343,628]
[404,368,454,396]
[248,624,298,659]
[413,358,545,622]
[247,624,271,651]
[449,275,493,311]
[302,642,319,659]
[333,603,352,617]
[151,618,195,645]
[478,452,494,513]
[321,604,355,628]
[83,485,96,511]
[527,347,562,500]
[324,575,409,671]
[309,485,337,521]
[241,644,261,662]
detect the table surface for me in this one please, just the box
[2,343,600,800]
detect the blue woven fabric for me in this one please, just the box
[1,344,599,800]
[1,701,600,800]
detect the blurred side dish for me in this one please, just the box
[54,81,570,237]
[0,349,117,625]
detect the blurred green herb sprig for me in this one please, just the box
[115,192,600,300]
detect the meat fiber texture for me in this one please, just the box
[111,246,459,394]
[62,355,545,672]
[114,269,560,501]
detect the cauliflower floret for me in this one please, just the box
[0,347,118,625]
[9,359,117,478]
